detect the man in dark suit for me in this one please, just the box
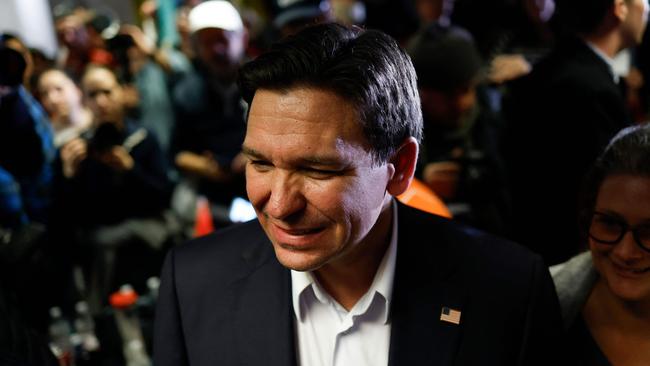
[154,23,565,366]
[503,0,648,265]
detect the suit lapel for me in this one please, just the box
[388,204,466,366]
[229,204,466,366]
[232,237,297,366]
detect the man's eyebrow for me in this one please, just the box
[298,156,345,167]
[241,146,265,159]
[241,146,345,167]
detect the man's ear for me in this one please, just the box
[387,137,419,197]
[614,0,629,22]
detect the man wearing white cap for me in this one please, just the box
[171,0,249,224]
[187,0,247,81]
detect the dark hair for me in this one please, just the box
[553,0,618,35]
[238,22,423,164]
[578,124,650,243]
[0,33,21,46]
[0,33,27,87]
[408,23,483,92]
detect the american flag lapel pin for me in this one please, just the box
[440,306,461,325]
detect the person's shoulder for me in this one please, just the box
[169,220,272,277]
[550,251,598,327]
[175,219,266,253]
[550,251,593,281]
[453,218,543,273]
[402,204,532,254]
[534,41,615,93]
[399,204,544,277]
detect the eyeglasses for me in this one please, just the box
[589,212,650,253]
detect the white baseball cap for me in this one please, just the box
[188,1,244,33]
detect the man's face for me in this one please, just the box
[82,68,124,124]
[523,0,555,23]
[622,0,650,45]
[56,15,89,50]
[420,85,477,129]
[38,70,81,121]
[243,87,395,273]
[194,27,246,78]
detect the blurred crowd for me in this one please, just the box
[1,0,650,364]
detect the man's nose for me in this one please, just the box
[265,171,306,220]
[211,41,228,55]
[94,93,109,108]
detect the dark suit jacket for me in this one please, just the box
[153,203,565,365]
[503,36,630,265]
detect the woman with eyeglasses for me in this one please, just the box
[551,123,650,365]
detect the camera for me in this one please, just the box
[84,122,123,156]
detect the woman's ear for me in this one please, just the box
[387,137,419,196]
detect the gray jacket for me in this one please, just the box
[549,251,599,329]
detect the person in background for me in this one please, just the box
[250,0,335,57]
[0,34,70,348]
[0,269,58,365]
[409,22,510,234]
[28,48,56,92]
[154,23,565,366]
[503,0,649,265]
[54,6,100,81]
[171,0,249,226]
[56,66,172,312]
[551,123,650,364]
[0,34,36,91]
[0,35,54,230]
[112,24,177,158]
[37,68,93,148]
[271,0,333,38]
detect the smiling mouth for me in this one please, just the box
[612,262,650,275]
[269,223,327,246]
[276,226,325,236]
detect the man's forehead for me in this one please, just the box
[245,87,373,156]
[249,87,359,123]
[242,144,350,165]
[195,27,230,39]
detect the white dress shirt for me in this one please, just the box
[291,201,398,366]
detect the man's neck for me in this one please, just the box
[582,29,624,58]
[313,200,394,311]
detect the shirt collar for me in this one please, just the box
[585,41,619,83]
[291,199,399,324]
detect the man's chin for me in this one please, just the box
[272,246,324,272]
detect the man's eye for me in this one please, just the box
[249,160,272,171]
[303,167,341,179]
